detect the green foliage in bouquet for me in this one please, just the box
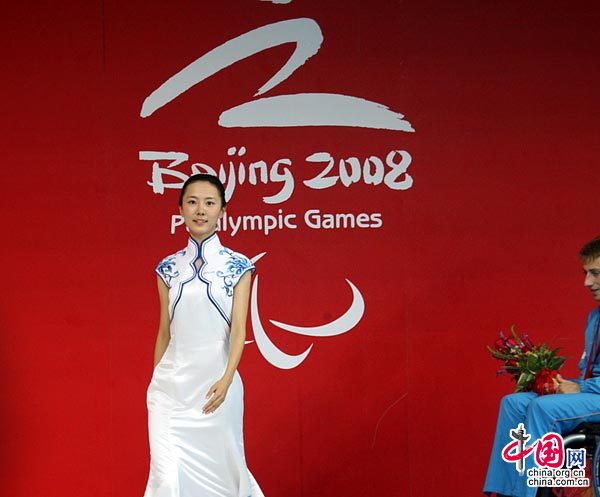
[487,325,566,395]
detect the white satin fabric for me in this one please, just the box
[144,235,262,497]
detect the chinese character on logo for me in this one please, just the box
[501,424,565,473]
[534,433,564,468]
[502,423,534,474]
[566,448,587,469]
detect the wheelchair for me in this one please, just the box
[536,422,600,497]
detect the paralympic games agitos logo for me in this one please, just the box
[247,252,365,369]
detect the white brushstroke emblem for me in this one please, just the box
[141,18,414,132]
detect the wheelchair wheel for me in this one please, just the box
[549,442,595,497]
[551,471,594,497]
[592,438,600,497]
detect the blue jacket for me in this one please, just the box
[576,307,600,393]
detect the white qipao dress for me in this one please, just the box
[144,233,263,497]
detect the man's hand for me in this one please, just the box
[556,374,581,394]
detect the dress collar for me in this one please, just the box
[186,232,222,261]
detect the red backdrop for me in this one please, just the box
[3,1,600,496]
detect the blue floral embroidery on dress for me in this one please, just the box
[216,249,253,296]
[156,256,180,286]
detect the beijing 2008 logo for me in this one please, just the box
[502,423,589,488]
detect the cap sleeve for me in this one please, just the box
[215,251,255,297]
[231,253,255,287]
[156,256,179,288]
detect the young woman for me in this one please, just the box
[143,174,264,497]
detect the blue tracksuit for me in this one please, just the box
[484,308,600,497]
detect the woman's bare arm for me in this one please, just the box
[153,276,171,367]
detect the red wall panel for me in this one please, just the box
[2,1,599,496]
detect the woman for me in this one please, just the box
[143,174,264,497]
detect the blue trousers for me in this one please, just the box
[484,392,600,497]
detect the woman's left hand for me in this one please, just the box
[203,377,232,414]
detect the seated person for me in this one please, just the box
[484,235,600,497]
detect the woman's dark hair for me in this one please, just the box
[178,174,227,207]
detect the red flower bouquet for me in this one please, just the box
[487,326,566,395]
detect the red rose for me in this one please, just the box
[533,368,558,395]
[507,338,518,347]
[494,338,506,350]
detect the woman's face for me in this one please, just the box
[179,181,225,242]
